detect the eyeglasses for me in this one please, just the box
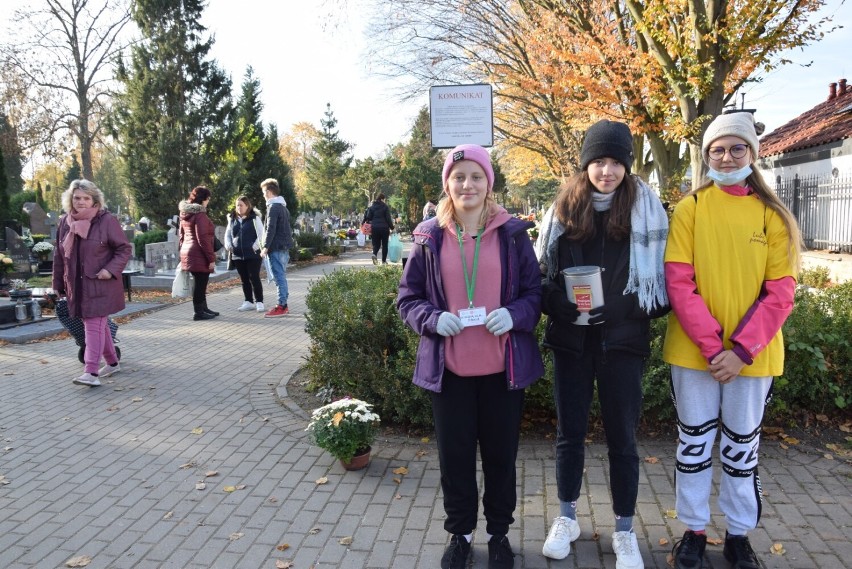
[707,144,749,161]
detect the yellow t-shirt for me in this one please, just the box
[663,185,795,376]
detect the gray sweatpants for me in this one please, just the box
[671,365,773,535]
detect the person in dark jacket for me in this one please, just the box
[225,195,265,312]
[398,144,544,569]
[535,121,670,568]
[179,185,218,321]
[363,193,394,265]
[53,179,131,387]
[260,178,294,317]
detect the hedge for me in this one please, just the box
[304,267,852,427]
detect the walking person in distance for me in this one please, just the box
[54,179,131,386]
[364,192,394,264]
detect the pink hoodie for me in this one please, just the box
[440,208,514,377]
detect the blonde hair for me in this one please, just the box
[435,191,501,230]
[693,173,802,273]
[62,179,105,213]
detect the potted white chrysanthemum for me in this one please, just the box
[305,397,381,470]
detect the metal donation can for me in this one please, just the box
[561,266,604,325]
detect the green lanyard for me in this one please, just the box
[456,225,483,309]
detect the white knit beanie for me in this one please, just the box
[701,112,760,165]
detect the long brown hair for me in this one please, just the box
[555,171,636,241]
[693,173,802,272]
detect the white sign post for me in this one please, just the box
[430,84,493,148]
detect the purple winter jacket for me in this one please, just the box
[53,209,132,319]
[397,216,544,392]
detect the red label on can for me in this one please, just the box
[572,285,593,312]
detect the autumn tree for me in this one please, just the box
[279,121,320,204]
[303,104,353,214]
[2,0,132,181]
[113,0,234,225]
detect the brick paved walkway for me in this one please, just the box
[0,251,849,568]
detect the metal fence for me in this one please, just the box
[774,173,852,252]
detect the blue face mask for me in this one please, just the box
[707,164,752,187]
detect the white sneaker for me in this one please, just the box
[612,530,643,569]
[73,373,101,387]
[237,301,254,311]
[98,362,121,378]
[542,516,580,560]
[255,302,265,312]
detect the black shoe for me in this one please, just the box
[203,307,219,316]
[488,535,514,569]
[723,532,763,569]
[441,534,471,569]
[672,530,706,569]
[193,312,216,321]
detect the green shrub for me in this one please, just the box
[304,269,852,430]
[322,244,341,257]
[296,232,326,250]
[31,234,50,245]
[133,230,168,259]
[304,266,432,426]
[778,282,852,413]
[799,265,831,288]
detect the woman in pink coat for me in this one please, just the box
[178,185,217,320]
[53,179,131,387]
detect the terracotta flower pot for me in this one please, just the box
[340,446,371,471]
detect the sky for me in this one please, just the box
[1,0,850,159]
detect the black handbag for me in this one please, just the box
[213,236,224,252]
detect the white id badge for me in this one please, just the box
[458,306,487,327]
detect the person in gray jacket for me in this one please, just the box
[259,178,294,317]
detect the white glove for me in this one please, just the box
[485,307,513,336]
[436,312,464,337]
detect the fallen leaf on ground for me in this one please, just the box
[394,494,402,500]
[770,543,786,555]
[228,532,243,541]
[707,537,723,545]
[191,427,203,435]
[421,437,430,443]
[339,536,353,545]
[816,414,829,422]
[393,478,401,484]
[276,543,290,551]
[644,456,659,464]
[666,553,675,567]
[659,537,669,546]
[839,422,851,433]
[2,372,13,375]
[205,470,218,477]
[780,443,789,450]
[163,512,173,520]
[195,481,206,490]
[592,531,599,541]
[65,556,92,567]
[106,406,119,412]
[393,466,408,475]
[268,497,278,503]
[665,509,678,519]
[308,526,321,535]
[823,453,834,460]
[223,485,236,492]
[415,450,427,458]
[113,387,124,391]
[179,462,196,469]
[275,561,293,569]
[235,484,246,490]
[39,359,49,364]
[131,397,142,403]
[782,436,799,445]
[316,477,328,485]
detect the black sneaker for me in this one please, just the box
[723,532,763,569]
[441,534,471,569]
[672,530,706,569]
[488,535,515,569]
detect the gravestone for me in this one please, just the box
[214,225,227,258]
[166,216,179,242]
[145,241,179,272]
[4,228,30,273]
[22,203,50,236]
[45,212,59,240]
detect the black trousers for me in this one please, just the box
[552,331,644,517]
[191,271,210,314]
[234,258,263,303]
[431,369,525,536]
[371,227,390,262]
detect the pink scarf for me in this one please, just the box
[63,206,100,259]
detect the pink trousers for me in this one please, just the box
[82,316,118,374]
